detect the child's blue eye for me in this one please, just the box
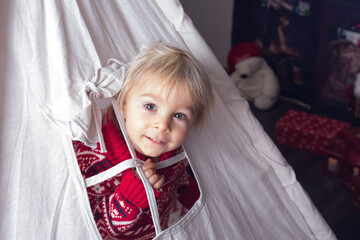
[174,113,186,120]
[144,104,156,111]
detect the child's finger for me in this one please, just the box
[134,159,154,178]
[144,168,156,178]
[148,174,159,185]
[141,159,156,171]
[152,175,165,190]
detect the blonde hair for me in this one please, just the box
[117,42,213,127]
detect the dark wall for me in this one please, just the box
[230,0,360,113]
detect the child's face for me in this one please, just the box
[123,79,196,159]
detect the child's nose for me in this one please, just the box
[153,116,170,132]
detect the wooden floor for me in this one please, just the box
[250,98,360,240]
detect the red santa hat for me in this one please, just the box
[227,42,262,74]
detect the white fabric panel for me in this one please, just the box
[156,1,335,239]
[0,0,336,240]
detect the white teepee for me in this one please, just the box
[0,0,335,239]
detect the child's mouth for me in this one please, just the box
[146,136,166,144]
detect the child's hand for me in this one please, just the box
[135,159,165,190]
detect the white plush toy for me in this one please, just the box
[227,42,280,110]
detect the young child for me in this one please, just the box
[73,43,213,240]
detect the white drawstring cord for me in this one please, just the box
[82,54,163,234]
[111,97,163,235]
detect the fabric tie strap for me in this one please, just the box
[83,59,130,152]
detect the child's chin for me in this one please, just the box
[144,152,168,161]
[146,153,162,159]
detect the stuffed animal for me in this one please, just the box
[227,42,280,110]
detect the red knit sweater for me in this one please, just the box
[73,119,200,240]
